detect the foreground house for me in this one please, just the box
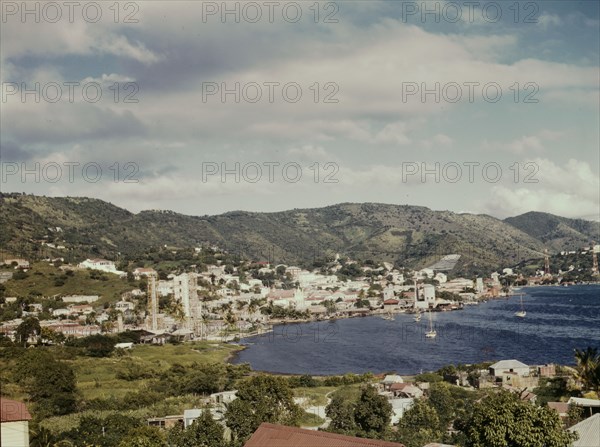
[1,398,32,447]
[568,413,600,447]
[244,423,405,447]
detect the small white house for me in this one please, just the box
[489,360,530,378]
[79,259,125,277]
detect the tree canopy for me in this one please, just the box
[457,391,577,447]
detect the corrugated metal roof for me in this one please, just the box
[569,413,600,447]
[0,398,32,422]
[489,359,529,370]
[244,423,405,447]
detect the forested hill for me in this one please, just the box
[2,193,596,275]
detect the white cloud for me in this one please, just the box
[482,130,565,154]
[537,13,562,29]
[482,158,600,218]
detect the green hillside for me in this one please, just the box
[2,193,595,277]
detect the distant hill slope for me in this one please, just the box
[504,211,599,251]
[2,193,595,276]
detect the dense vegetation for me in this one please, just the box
[1,339,595,446]
[3,193,597,276]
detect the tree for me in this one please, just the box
[176,410,225,447]
[353,385,392,437]
[427,382,455,431]
[40,326,66,345]
[65,413,140,447]
[15,349,78,418]
[118,426,165,447]
[533,377,571,406]
[458,391,577,447]
[574,346,600,393]
[225,374,302,444]
[326,394,357,435]
[16,316,41,346]
[81,334,117,357]
[395,399,442,447]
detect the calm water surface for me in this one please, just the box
[231,285,600,375]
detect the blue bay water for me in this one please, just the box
[231,285,600,375]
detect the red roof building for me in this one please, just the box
[244,423,405,447]
[1,398,32,422]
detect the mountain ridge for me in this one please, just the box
[1,193,598,276]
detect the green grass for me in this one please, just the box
[330,384,363,401]
[2,262,133,304]
[294,386,336,407]
[71,342,243,400]
[40,394,208,434]
[298,411,325,427]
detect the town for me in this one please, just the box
[1,242,598,342]
[1,242,599,446]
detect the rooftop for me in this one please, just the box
[1,398,32,423]
[568,413,600,447]
[244,423,405,447]
[489,359,529,370]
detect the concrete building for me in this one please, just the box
[475,277,484,293]
[62,295,100,303]
[78,258,125,276]
[489,359,530,378]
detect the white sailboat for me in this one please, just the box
[425,310,437,338]
[413,312,422,322]
[515,294,526,318]
[382,311,395,321]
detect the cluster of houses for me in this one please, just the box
[137,358,600,447]
[0,250,542,342]
[2,245,595,343]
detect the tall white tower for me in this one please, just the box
[148,274,158,331]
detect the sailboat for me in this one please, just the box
[382,311,395,321]
[515,294,526,318]
[425,310,437,338]
[413,312,422,322]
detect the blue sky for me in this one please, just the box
[1,1,598,220]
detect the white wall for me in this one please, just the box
[1,421,29,447]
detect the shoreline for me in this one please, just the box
[225,284,599,376]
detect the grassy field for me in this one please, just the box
[73,342,243,400]
[294,386,336,407]
[2,262,134,304]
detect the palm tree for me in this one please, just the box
[574,347,600,392]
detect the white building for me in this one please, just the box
[78,259,125,277]
[52,308,70,317]
[173,273,202,320]
[133,267,157,280]
[491,272,500,285]
[418,268,434,279]
[389,398,414,425]
[434,272,447,284]
[414,284,436,310]
[62,295,100,303]
[489,360,530,378]
[475,277,484,294]
[115,300,135,312]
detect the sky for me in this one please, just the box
[1,0,599,220]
